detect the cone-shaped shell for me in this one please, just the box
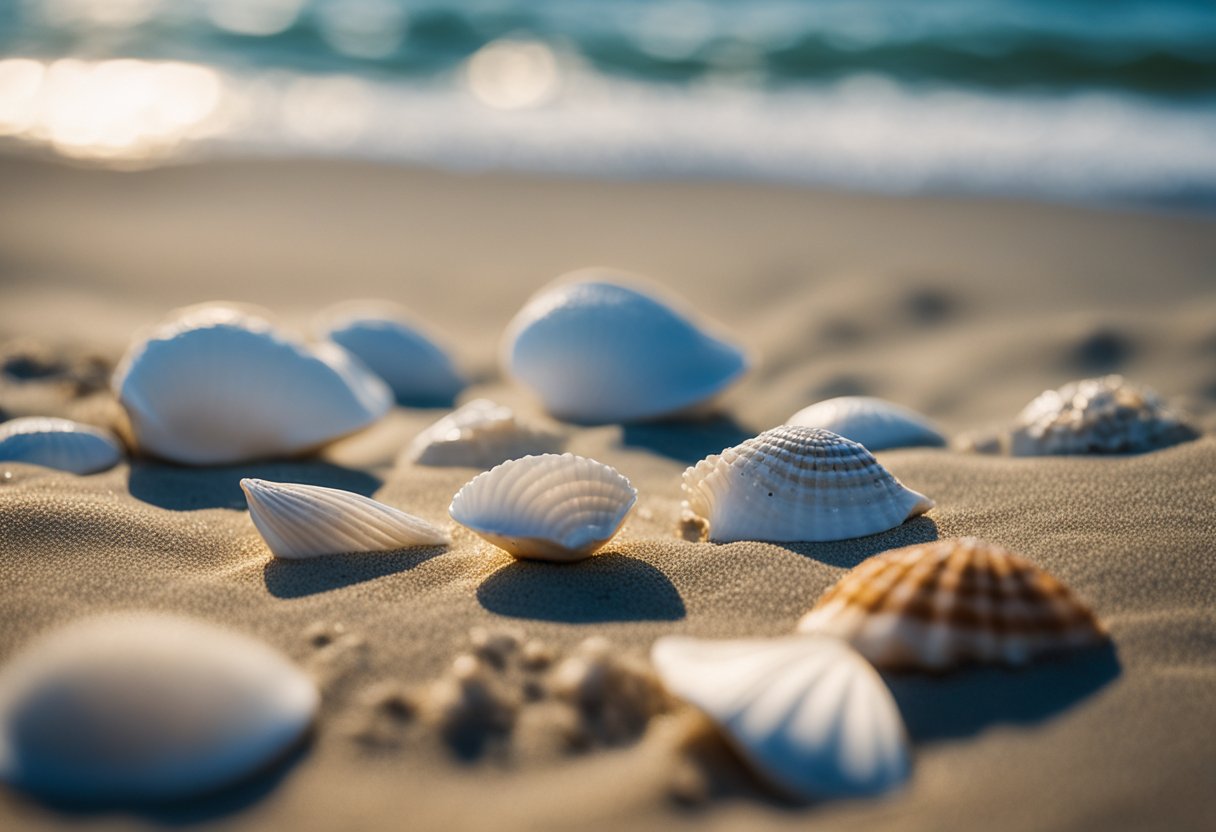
[681,426,933,543]
[797,538,1109,670]
[502,272,750,423]
[0,417,123,474]
[241,478,449,559]
[787,397,946,451]
[448,453,637,562]
[0,613,318,804]
[1010,375,1198,456]
[404,399,564,468]
[651,635,909,801]
[113,303,392,465]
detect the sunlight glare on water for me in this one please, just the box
[466,40,561,111]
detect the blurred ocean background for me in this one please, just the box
[2,0,1216,206]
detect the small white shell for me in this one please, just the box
[681,426,933,543]
[314,301,465,405]
[502,271,750,423]
[241,478,450,559]
[0,613,318,803]
[787,396,946,451]
[113,303,392,465]
[404,399,564,468]
[448,453,637,562]
[0,417,123,474]
[651,635,910,801]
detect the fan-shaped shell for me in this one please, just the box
[502,271,750,423]
[797,538,1109,670]
[404,399,564,468]
[448,453,637,562]
[314,301,465,405]
[241,478,449,559]
[113,303,391,465]
[0,613,318,804]
[787,397,945,451]
[651,635,909,801]
[1010,375,1197,456]
[681,426,933,543]
[0,416,123,474]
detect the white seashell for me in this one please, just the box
[651,635,910,801]
[404,399,564,468]
[448,453,637,562]
[502,271,750,423]
[113,303,392,465]
[0,613,318,803]
[681,426,934,543]
[787,396,945,451]
[241,478,450,559]
[1010,375,1198,456]
[314,300,465,405]
[0,416,123,474]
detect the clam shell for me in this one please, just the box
[651,635,909,801]
[448,453,637,562]
[681,426,933,543]
[787,396,946,451]
[241,478,450,559]
[502,271,750,423]
[0,613,318,803]
[314,301,465,406]
[797,537,1108,670]
[1010,375,1198,456]
[113,303,392,465]
[0,416,122,474]
[404,399,564,468]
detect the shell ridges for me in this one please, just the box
[787,396,946,451]
[405,399,564,468]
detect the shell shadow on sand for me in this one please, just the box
[619,415,754,465]
[773,516,940,569]
[127,460,382,511]
[262,546,448,599]
[476,553,686,622]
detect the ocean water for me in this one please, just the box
[2,0,1216,206]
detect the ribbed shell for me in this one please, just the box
[448,453,637,562]
[681,426,934,543]
[787,396,946,451]
[0,417,123,474]
[1010,375,1197,456]
[797,538,1108,670]
[241,478,450,559]
[0,613,318,803]
[404,399,564,468]
[651,635,909,801]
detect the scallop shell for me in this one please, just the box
[0,416,123,474]
[241,478,450,559]
[681,426,933,543]
[796,538,1109,670]
[787,396,946,451]
[448,453,637,562]
[0,613,318,803]
[113,303,392,465]
[502,271,750,423]
[314,301,465,405]
[651,635,909,801]
[1010,375,1198,456]
[404,399,564,468]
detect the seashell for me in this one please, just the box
[681,426,933,543]
[113,303,391,465]
[449,453,637,562]
[502,271,750,423]
[787,396,946,451]
[651,634,909,801]
[0,613,318,803]
[1009,375,1198,456]
[314,300,465,406]
[797,537,1108,670]
[404,399,564,468]
[241,478,450,559]
[0,416,123,474]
